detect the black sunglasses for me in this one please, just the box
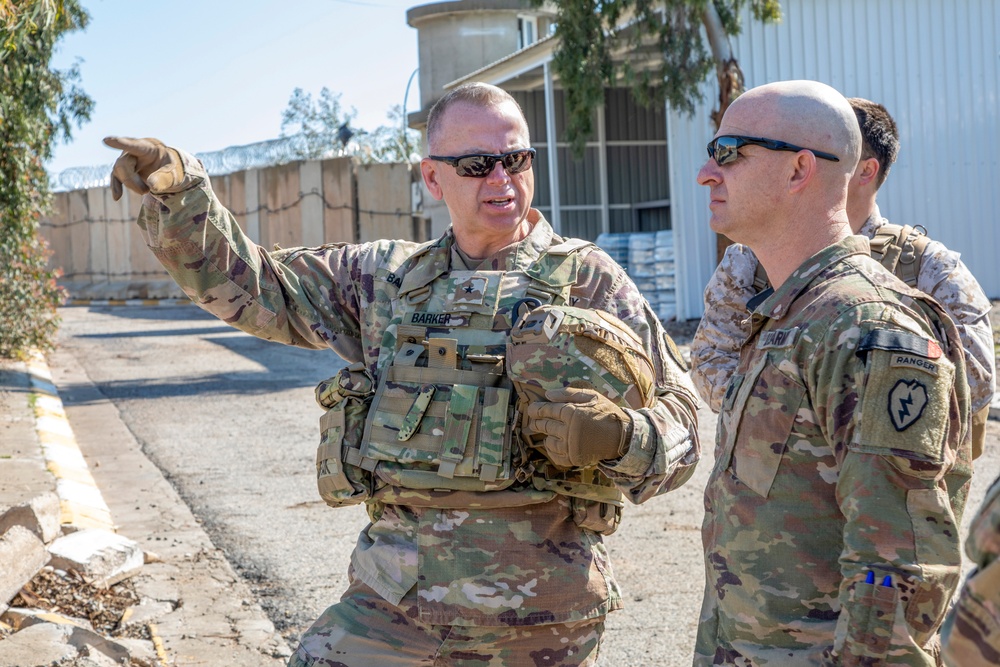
[429,148,536,178]
[707,135,840,166]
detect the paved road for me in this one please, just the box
[50,304,1000,665]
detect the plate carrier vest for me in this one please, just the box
[752,222,931,293]
[314,237,626,531]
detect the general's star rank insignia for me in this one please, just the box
[888,379,928,431]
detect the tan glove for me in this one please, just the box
[523,387,633,469]
[103,136,185,201]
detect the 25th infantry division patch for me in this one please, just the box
[888,379,928,431]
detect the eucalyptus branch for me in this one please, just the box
[536,0,781,156]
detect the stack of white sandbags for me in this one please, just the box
[596,230,676,322]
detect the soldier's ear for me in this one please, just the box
[855,157,880,187]
[787,151,817,194]
[421,158,445,201]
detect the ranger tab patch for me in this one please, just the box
[890,354,939,376]
[888,379,928,431]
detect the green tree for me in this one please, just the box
[358,105,421,164]
[280,87,420,164]
[538,0,781,155]
[1,0,93,359]
[280,87,358,160]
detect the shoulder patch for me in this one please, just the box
[857,329,942,359]
[888,379,928,431]
[547,238,594,255]
[663,331,689,373]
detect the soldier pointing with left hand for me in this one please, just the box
[104,81,700,666]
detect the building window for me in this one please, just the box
[518,15,537,50]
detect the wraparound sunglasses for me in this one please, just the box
[707,135,840,166]
[429,148,536,177]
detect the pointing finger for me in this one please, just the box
[103,136,160,157]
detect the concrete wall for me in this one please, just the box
[40,158,423,300]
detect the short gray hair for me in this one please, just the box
[426,83,528,147]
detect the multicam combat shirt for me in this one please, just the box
[133,152,701,627]
[942,472,1000,666]
[696,236,972,665]
[691,206,995,415]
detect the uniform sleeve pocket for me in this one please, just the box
[730,360,806,498]
[843,580,898,660]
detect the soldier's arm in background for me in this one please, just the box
[813,303,971,663]
[127,146,418,363]
[571,250,702,504]
[942,473,1000,666]
[690,243,761,412]
[917,240,996,451]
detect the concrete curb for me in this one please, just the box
[24,352,115,532]
[41,345,291,665]
[19,351,170,663]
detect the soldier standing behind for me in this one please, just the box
[103,82,700,666]
[942,471,1000,666]
[690,97,995,456]
[693,80,972,665]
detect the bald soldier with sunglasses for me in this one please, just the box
[691,98,995,456]
[692,80,971,665]
[103,81,701,666]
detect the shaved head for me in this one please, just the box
[699,80,862,287]
[727,80,862,179]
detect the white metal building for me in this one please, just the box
[408,0,1000,319]
[670,0,1000,318]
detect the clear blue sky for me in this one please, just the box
[48,0,422,174]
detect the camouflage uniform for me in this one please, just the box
[942,473,1000,666]
[696,235,972,665]
[133,152,700,666]
[691,205,995,416]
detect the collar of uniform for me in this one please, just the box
[397,236,451,295]
[401,212,553,295]
[753,235,872,321]
[856,203,885,239]
[471,210,554,272]
[450,244,478,270]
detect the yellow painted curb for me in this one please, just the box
[24,350,170,660]
[26,351,115,533]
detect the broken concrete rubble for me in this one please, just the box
[0,615,160,667]
[0,491,61,544]
[0,525,49,614]
[48,529,145,589]
[0,552,161,666]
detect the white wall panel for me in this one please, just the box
[671,0,1000,319]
